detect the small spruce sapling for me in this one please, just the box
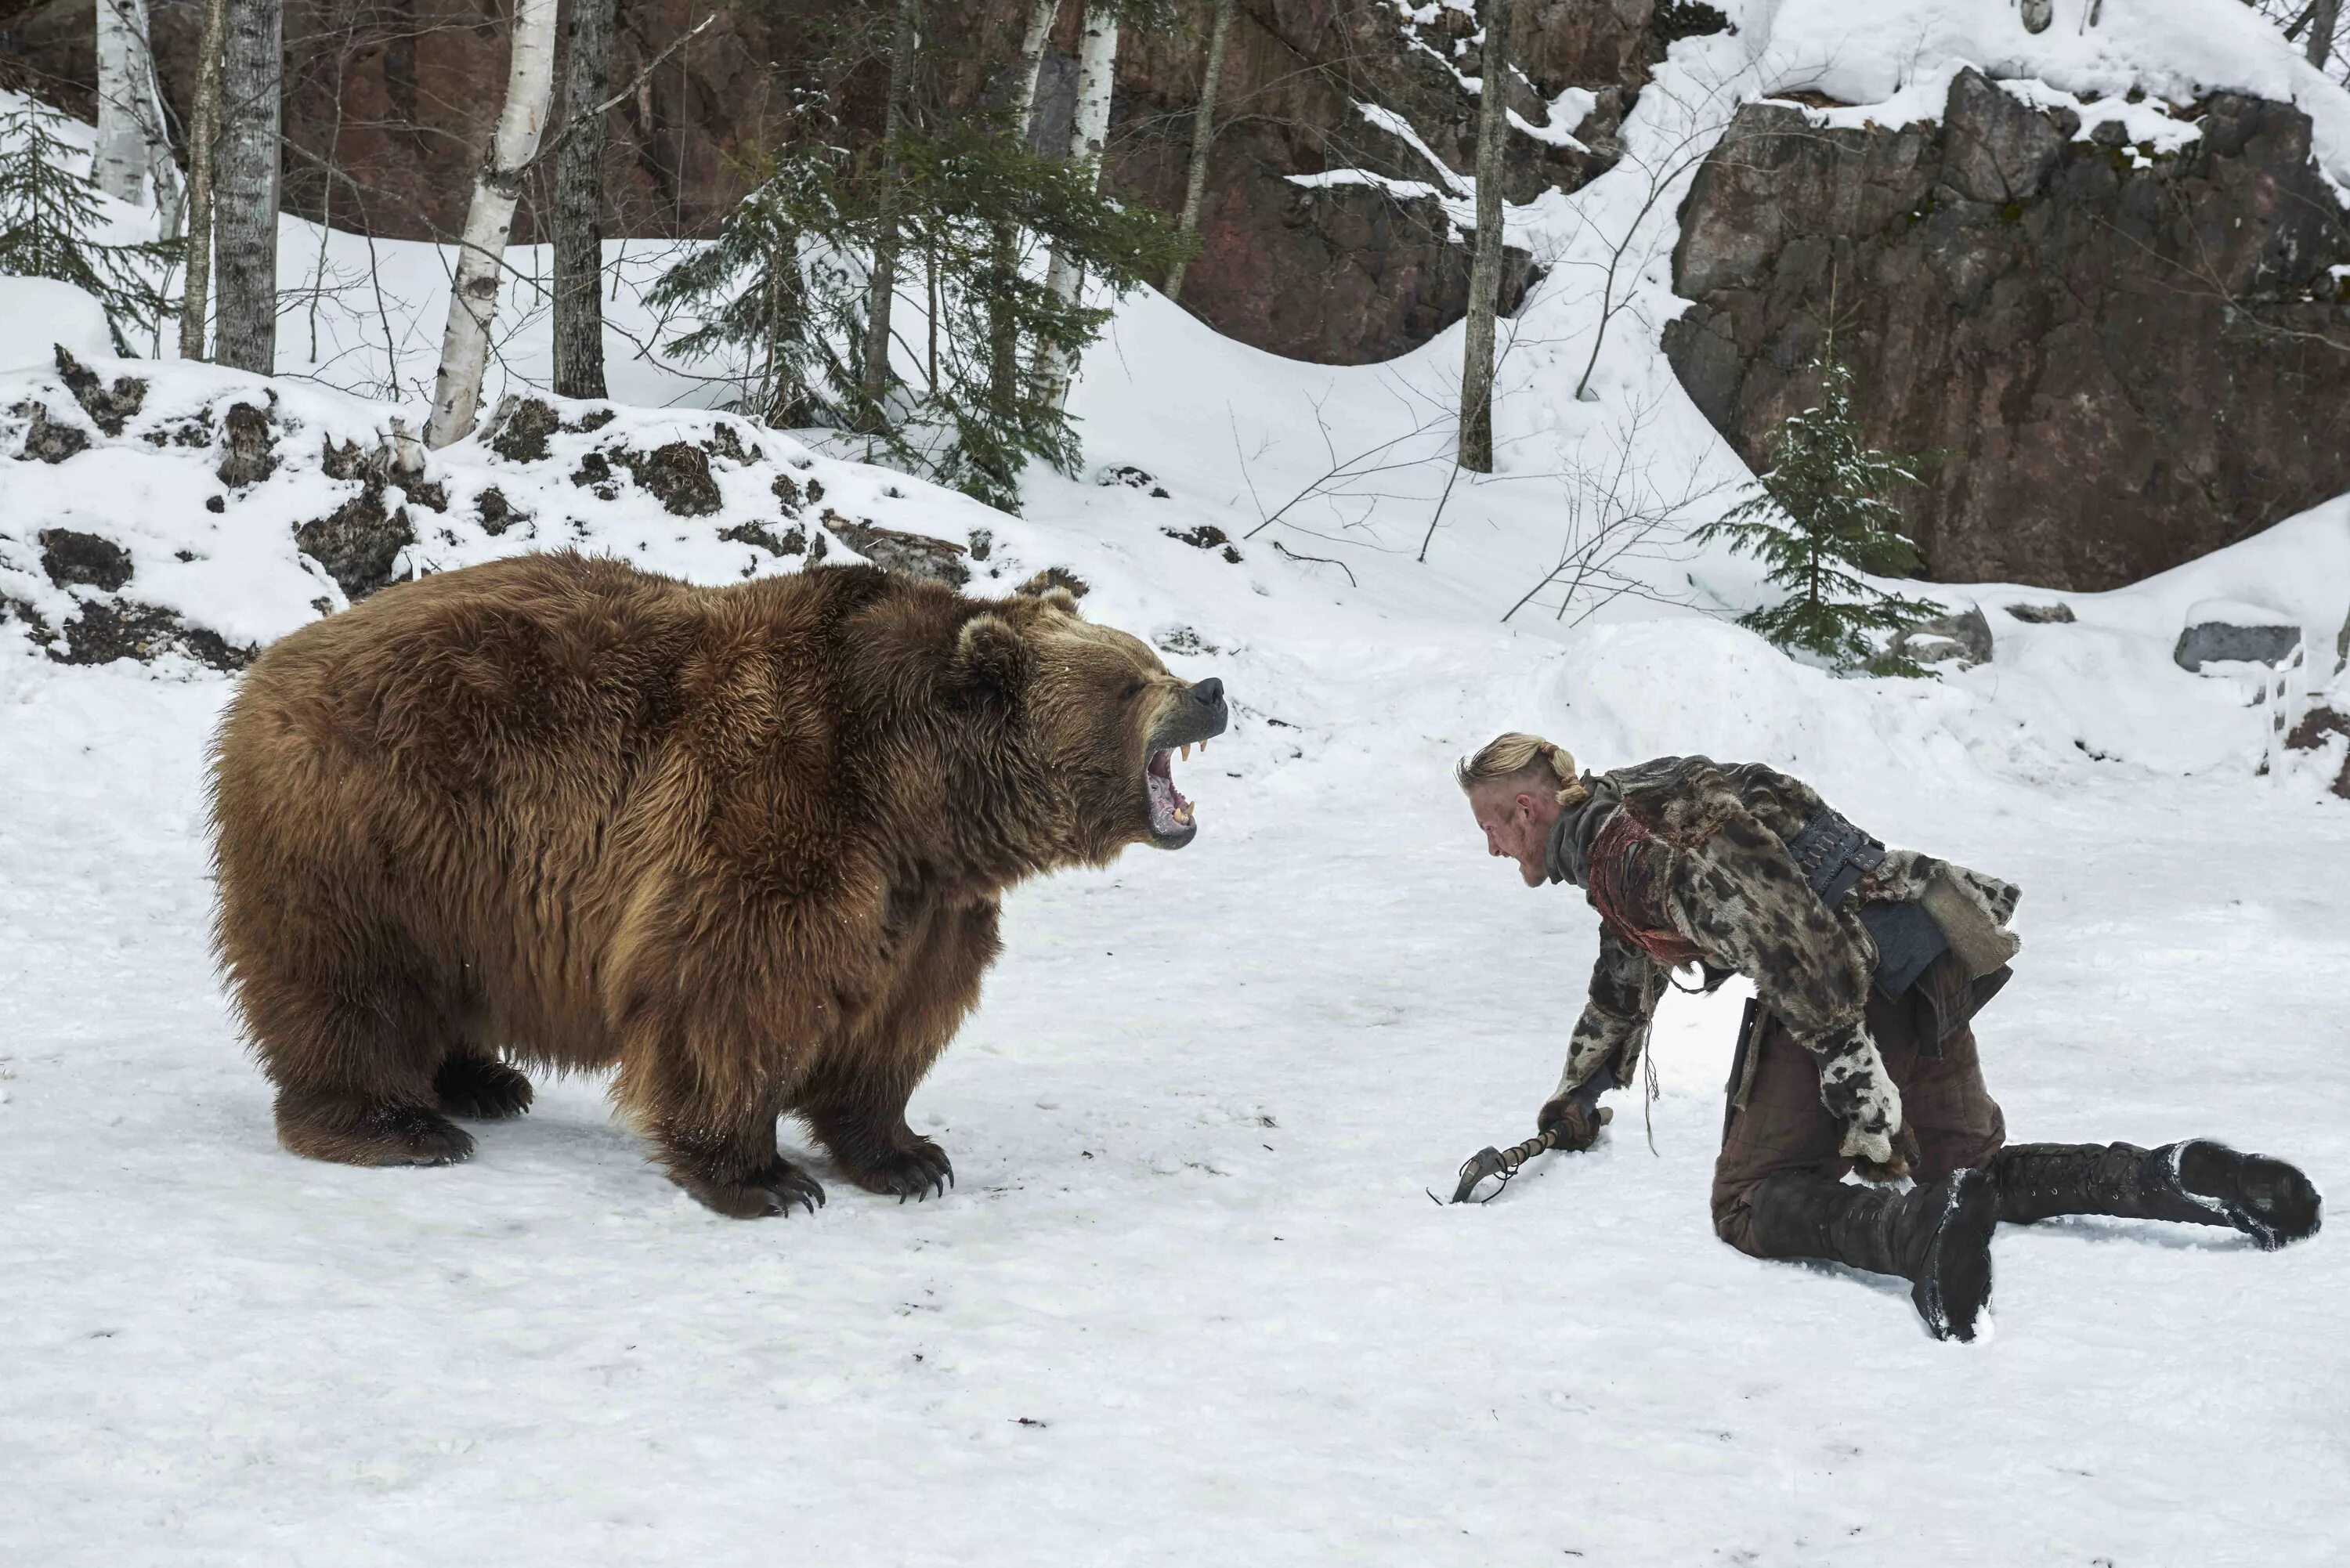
[1695,351,1945,674]
[0,101,178,352]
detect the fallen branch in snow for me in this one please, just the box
[1270,540,1358,587]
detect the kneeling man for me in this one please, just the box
[1459,733,2321,1340]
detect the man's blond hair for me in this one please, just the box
[1455,732,1591,807]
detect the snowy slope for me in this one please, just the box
[6,2,2350,1562]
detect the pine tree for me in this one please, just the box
[1695,351,1945,674]
[0,100,177,352]
[653,96,1181,511]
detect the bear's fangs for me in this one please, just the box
[1146,747,1195,833]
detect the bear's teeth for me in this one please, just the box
[1181,743,1191,761]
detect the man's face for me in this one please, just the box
[1468,780,1558,887]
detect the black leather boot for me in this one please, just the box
[1746,1169,2000,1342]
[1991,1140,2322,1251]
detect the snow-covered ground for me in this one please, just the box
[6,586,2348,1566]
[7,0,2350,1558]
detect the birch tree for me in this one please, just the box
[551,0,617,399]
[212,0,281,373]
[857,0,924,432]
[1036,2,1119,408]
[424,0,558,448]
[1457,0,1513,473]
[987,0,1061,421]
[94,0,144,203]
[1164,0,1233,300]
[178,0,229,360]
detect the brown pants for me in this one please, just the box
[1711,985,2008,1256]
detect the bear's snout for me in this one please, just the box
[1189,677,1228,732]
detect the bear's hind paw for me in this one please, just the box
[682,1158,828,1219]
[435,1054,534,1121]
[846,1140,955,1204]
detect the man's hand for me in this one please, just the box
[1849,1124,1921,1184]
[1538,1090,1608,1154]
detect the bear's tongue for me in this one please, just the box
[1146,748,1192,833]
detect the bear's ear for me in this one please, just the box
[1014,569,1087,616]
[953,611,1028,696]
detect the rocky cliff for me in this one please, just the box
[1664,68,2350,591]
[1,0,1676,363]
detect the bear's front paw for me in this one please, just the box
[843,1139,955,1204]
[681,1157,828,1219]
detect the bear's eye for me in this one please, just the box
[1122,680,1145,701]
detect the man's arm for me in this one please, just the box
[1538,925,1665,1147]
[1669,800,1908,1176]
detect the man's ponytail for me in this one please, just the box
[1457,732,1590,807]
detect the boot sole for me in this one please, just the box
[2173,1142,2323,1251]
[1914,1168,1999,1342]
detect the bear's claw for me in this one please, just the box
[683,1157,827,1219]
[855,1140,954,1203]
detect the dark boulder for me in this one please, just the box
[38,528,132,592]
[53,347,146,435]
[297,491,416,600]
[616,443,721,517]
[1666,70,2350,590]
[216,403,278,486]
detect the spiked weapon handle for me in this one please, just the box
[1448,1107,1612,1204]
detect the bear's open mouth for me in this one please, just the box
[1145,745,1195,837]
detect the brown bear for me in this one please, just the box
[208,551,1228,1217]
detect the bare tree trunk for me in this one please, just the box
[212,0,281,374]
[131,0,183,233]
[424,0,559,448]
[1037,2,1119,408]
[1457,0,1513,474]
[2310,0,2341,69]
[859,0,923,432]
[986,0,1061,423]
[178,0,228,360]
[1009,0,1059,143]
[1164,0,1234,300]
[551,0,616,399]
[95,0,144,202]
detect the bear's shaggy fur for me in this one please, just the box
[209,551,1228,1217]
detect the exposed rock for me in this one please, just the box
[487,396,563,464]
[475,487,529,537]
[2005,602,2076,624]
[2283,706,2350,799]
[1155,625,1220,656]
[1889,605,1994,668]
[826,512,971,587]
[38,528,132,592]
[719,520,804,556]
[53,347,145,435]
[571,451,617,497]
[14,402,89,463]
[2175,620,2301,672]
[1666,71,2350,590]
[707,424,760,465]
[45,598,253,671]
[1166,522,1244,564]
[967,527,992,562]
[20,0,1654,367]
[571,407,617,433]
[297,491,415,600]
[215,402,278,486]
[1100,464,1169,497]
[772,473,805,512]
[615,443,722,517]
